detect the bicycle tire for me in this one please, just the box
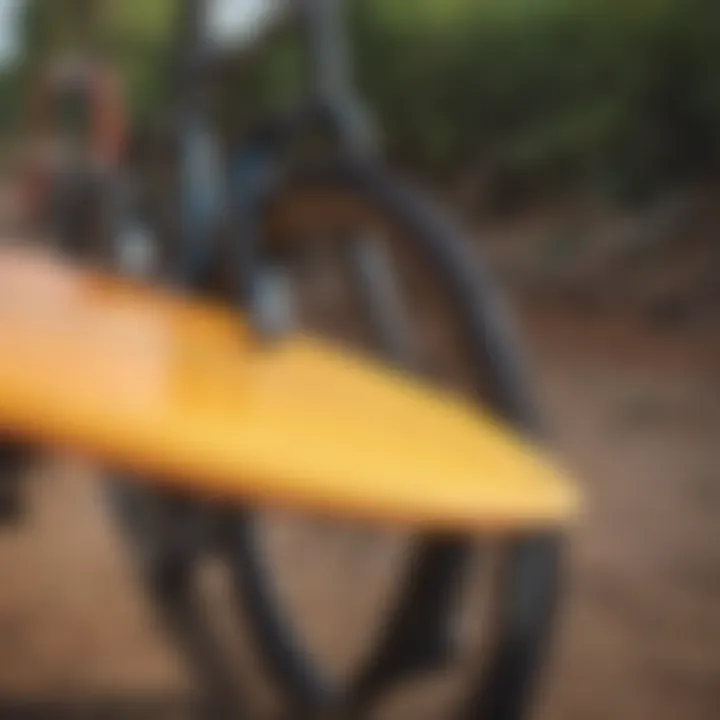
[222,159,562,718]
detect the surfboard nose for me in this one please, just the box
[0,245,579,534]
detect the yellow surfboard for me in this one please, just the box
[0,246,578,534]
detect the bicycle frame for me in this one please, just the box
[177,0,373,149]
[15,4,565,719]
[164,0,376,320]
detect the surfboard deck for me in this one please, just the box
[0,246,578,534]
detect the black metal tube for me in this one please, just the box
[300,0,352,105]
[172,0,212,112]
[299,0,376,157]
[461,535,561,720]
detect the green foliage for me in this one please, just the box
[353,0,720,201]
[4,0,720,203]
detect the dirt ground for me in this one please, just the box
[528,309,720,720]
[0,302,719,719]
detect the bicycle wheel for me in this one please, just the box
[221,160,560,718]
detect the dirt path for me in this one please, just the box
[0,311,719,719]
[528,312,720,720]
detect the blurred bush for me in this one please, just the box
[3,0,720,205]
[352,0,720,204]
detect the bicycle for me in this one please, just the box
[3,2,574,718]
